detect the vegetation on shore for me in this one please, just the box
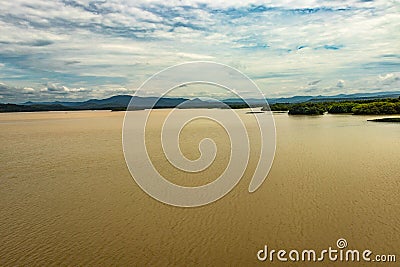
[287,103,326,115]
[0,103,71,112]
[368,118,400,122]
[265,97,400,115]
[0,103,122,113]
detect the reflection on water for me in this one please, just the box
[0,110,399,266]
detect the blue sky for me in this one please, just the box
[0,0,399,102]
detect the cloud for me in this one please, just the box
[0,82,13,96]
[317,45,344,50]
[45,82,69,93]
[0,82,41,102]
[0,81,98,103]
[42,82,93,95]
[22,87,35,94]
[378,72,400,85]
[0,0,399,101]
[308,80,321,85]
[64,60,81,65]
[30,40,54,47]
[336,80,345,88]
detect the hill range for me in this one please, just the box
[1,91,400,112]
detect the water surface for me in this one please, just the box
[0,110,399,266]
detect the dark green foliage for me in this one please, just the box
[286,97,400,115]
[368,117,400,122]
[288,103,326,115]
[264,103,291,111]
[352,101,400,115]
[328,102,357,113]
[0,103,70,112]
[227,103,250,109]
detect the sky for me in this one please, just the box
[0,0,399,103]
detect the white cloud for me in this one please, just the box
[379,72,400,83]
[336,80,345,88]
[22,87,36,94]
[0,0,399,101]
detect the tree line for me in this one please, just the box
[263,97,400,115]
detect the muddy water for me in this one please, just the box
[0,110,399,266]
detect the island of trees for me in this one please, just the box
[264,97,400,115]
[368,118,400,122]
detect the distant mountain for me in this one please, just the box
[23,95,188,110]
[23,95,133,108]
[268,96,313,104]
[77,95,133,107]
[2,90,398,113]
[268,91,400,103]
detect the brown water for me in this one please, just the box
[0,110,399,266]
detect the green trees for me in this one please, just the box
[263,103,291,111]
[269,97,400,115]
[352,102,400,115]
[368,118,400,122]
[288,103,326,115]
[328,102,357,113]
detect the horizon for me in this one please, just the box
[0,0,399,102]
[2,89,400,105]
